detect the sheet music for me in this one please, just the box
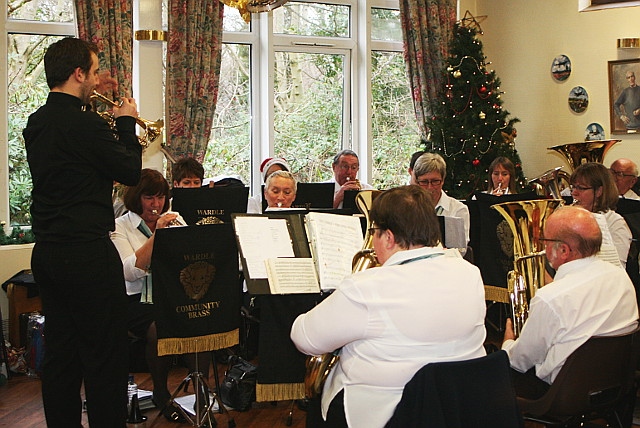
[443,216,466,250]
[233,216,295,279]
[265,258,320,294]
[305,212,363,290]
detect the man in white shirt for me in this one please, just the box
[502,206,638,398]
[412,152,470,244]
[291,185,486,428]
[325,149,373,209]
[610,158,640,200]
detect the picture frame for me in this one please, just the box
[608,58,640,134]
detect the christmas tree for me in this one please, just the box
[424,20,527,199]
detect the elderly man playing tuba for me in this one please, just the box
[290,185,486,428]
[502,206,638,400]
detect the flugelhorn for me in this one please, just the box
[90,90,164,149]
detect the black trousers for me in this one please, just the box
[32,238,129,428]
[307,389,349,428]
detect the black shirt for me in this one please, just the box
[23,92,142,243]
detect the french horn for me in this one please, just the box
[90,91,164,149]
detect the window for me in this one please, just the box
[4,1,76,227]
[3,0,419,226]
[208,0,419,193]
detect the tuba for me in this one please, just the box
[548,140,620,170]
[492,199,564,337]
[90,91,164,149]
[530,140,621,199]
[304,190,382,399]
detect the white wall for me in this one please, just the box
[463,0,640,179]
[0,244,33,335]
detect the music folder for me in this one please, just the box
[232,211,364,295]
[260,182,335,212]
[171,186,249,225]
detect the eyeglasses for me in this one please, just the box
[610,169,637,179]
[339,163,359,171]
[570,184,593,192]
[368,227,382,236]
[416,179,443,187]
[539,238,565,244]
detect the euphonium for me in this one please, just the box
[492,199,564,337]
[304,190,382,399]
[90,90,164,149]
[528,167,571,199]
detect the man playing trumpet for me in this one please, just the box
[326,149,374,209]
[23,37,141,427]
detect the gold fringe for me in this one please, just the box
[157,329,239,356]
[256,382,305,402]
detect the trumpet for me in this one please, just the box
[151,210,185,227]
[347,177,361,190]
[90,90,164,149]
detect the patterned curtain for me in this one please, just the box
[399,0,456,140]
[75,0,134,98]
[166,0,224,163]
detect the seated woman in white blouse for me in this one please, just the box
[110,168,207,422]
[570,162,632,268]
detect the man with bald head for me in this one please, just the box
[610,158,640,200]
[502,206,638,399]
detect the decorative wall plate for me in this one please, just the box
[551,55,571,81]
[568,86,588,113]
[584,123,605,141]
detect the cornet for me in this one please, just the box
[90,90,164,149]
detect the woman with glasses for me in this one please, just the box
[570,162,632,267]
[412,152,470,244]
[486,157,517,196]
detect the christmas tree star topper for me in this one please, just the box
[458,10,487,34]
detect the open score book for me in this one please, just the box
[232,212,364,294]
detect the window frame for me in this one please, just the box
[1,2,76,229]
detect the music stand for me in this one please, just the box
[150,224,241,427]
[172,186,249,225]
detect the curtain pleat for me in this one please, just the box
[75,0,133,99]
[166,0,224,163]
[399,0,456,140]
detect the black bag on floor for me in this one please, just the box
[219,355,257,411]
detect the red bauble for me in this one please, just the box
[472,159,480,166]
[479,86,487,94]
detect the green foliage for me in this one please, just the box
[426,25,526,199]
[0,223,35,245]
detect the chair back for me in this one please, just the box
[385,350,523,428]
[518,324,640,420]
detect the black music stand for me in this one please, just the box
[172,186,249,225]
[150,224,241,427]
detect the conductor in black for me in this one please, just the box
[22,37,142,428]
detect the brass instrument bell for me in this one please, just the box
[547,140,621,172]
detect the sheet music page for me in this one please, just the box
[233,216,295,279]
[443,216,466,250]
[305,212,363,290]
[265,258,320,294]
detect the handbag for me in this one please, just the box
[219,355,257,411]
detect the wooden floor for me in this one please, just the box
[0,364,307,428]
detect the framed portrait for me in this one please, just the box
[608,58,640,134]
